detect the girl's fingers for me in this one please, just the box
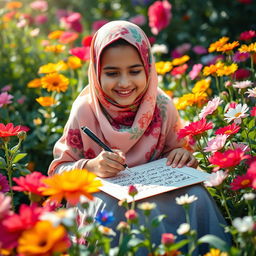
[170,151,185,168]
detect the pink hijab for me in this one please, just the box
[48,20,184,175]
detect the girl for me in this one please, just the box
[49,21,230,254]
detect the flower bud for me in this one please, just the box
[161,233,175,246]
[116,221,130,231]
[128,185,138,197]
[17,131,27,141]
[225,81,232,88]
[125,209,138,220]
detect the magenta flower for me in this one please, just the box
[192,45,207,55]
[0,92,13,107]
[129,15,146,26]
[189,64,203,80]
[0,174,10,193]
[1,85,12,92]
[69,47,90,61]
[30,1,48,12]
[34,14,48,25]
[0,193,12,220]
[92,19,109,33]
[60,12,83,33]
[204,134,228,153]
[199,97,223,119]
[233,52,250,63]
[148,0,172,35]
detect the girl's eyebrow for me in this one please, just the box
[103,64,143,70]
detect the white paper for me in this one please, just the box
[98,158,209,202]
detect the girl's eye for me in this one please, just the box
[130,70,141,75]
[105,71,118,77]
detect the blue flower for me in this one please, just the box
[95,210,115,226]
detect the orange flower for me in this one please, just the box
[203,62,224,76]
[203,248,228,256]
[44,45,66,53]
[5,1,22,10]
[27,78,41,88]
[48,30,64,40]
[38,61,67,74]
[192,79,211,94]
[59,31,79,44]
[208,37,229,53]
[41,73,69,93]
[217,41,239,52]
[238,42,256,53]
[36,96,57,107]
[67,56,82,69]
[17,220,70,256]
[172,55,190,66]
[216,63,238,76]
[40,169,102,205]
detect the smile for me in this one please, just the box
[114,89,135,96]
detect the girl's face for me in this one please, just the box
[100,44,147,106]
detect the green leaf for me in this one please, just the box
[12,153,27,164]
[10,144,20,154]
[198,235,229,252]
[0,156,7,168]
[151,214,166,227]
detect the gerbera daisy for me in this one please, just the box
[232,80,253,89]
[199,97,223,119]
[0,123,29,138]
[245,87,256,97]
[217,41,239,53]
[216,63,238,76]
[36,96,57,107]
[27,78,41,88]
[67,56,82,69]
[175,194,198,205]
[208,37,229,53]
[224,103,249,124]
[40,169,102,205]
[38,61,68,74]
[177,118,213,139]
[192,78,211,94]
[41,73,69,93]
[238,42,256,53]
[172,55,190,66]
[203,62,224,76]
[170,64,188,76]
[230,174,252,190]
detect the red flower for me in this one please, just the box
[83,148,96,159]
[171,64,188,76]
[230,174,252,190]
[12,172,47,196]
[237,0,252,4]
[250,106,256,117]
[148,0,172,35]
[69,47,90,61]
[128,185,138,197]
[209,148,251,170]
[125,209,138,220]
[215,123,240,135]
[59,31,79,44]
[177,118,213,139]
[67,129,83,149]
[232,68,251,80]
[0,123,29,137]
[247,161,256,189]
[239,30,256,41]
[82,35,93,47]
[161,233,175,246]
[60,12,83,33]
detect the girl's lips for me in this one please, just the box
[114,89,135,97]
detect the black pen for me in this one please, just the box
[81,126,130,170]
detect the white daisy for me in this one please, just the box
[232,216,254,233]
[233,80,253,89]
[151,44,168,54]
[175,194,198,205]
[177,223,190,235]
[245,87,256,98]
[98,225,116,236]
[224,103,249,124]
[242,193,255,201]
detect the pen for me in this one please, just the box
[81,126,130,170]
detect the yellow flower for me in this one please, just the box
[44,45,66,53]
[41,73,69,93]
[217,41,239,52]
[33,118,42,126]
[238,42,256,53]
[203,248,228,256]
[172,55,190,66]
[38,61,68,74]
[208,37,229,53]
[40,169,102,205]
[36,97,57,107]
[48,30,64,40]
[192,78,211,94]
[216,63,238,76]
[27,78,41,88]
[203,62,224,76]
[155,61,173,74]
[175,93,195,110]
[67,56,82,69]
[193,92,208,107]
[5,1,22,9]
[17,220,70,256]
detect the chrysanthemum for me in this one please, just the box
[44,45,66,53]
[204,248,228,256]
[217,41,239,52]
[215,123,240,135]
[177,118,213,139]
[0,174,10,193]
[192,78,211,94]
[232,80,253,89]
[155,61,173,75]
[199,97,223,119]
[245,87,256,97]
[230,174,252,190]
[40,169,102,205]
[41,73,69,93]
[204,134,227,153]
[208,37,229,53]
[216,63,238,76]
[27,78,41,88]
[224,103,249,124]
[175,194,198,205]
[36,96,57,107]
[172,55,190,66]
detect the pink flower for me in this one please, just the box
[92,20,109,33]
[67,129,83,149]
[59,31,79,44]
[233,80,253,89]
[204,170,228,187]
[34,14,48,25]
[192,45,207,55]
[60,12,83,33]
[129,15,146,26]
[170,64,188,76]
[125,209,138,220]
[239,30,256,41]
[128,185,138,197]
[69,47,90,61]
[199,97,223,119]
[232,142,250,153]
[0,92,13,107]
[1,85,12,92]
[161,233,175,245]
[233,52,250,62]
[0,174,10,193]
[247,161,256,189]
[204,134,228,153]
[245,88,256,97]
[30,1,48,12]
[189,64,203,80]
[251,106,256,116]
[17,95,26,104]
[0,193,12,220]
[148,0,172,35]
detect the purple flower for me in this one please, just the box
[0,174,10,193]
[95,210,115,226]
[0,92,13,107]
[233,52,250,63]
[192,45,207,55]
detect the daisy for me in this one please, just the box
[232,216,254,233]
[245,87,256,97]
[230,174,252,190]
[204,170,228,187]
[204,134,228,153]
[224,103,249,124]
[41,73,69,93]
[177,223,190,235]
[215,123,240,135]
[232,80,253,89]
[175,194,198,205]
[98,225,116,236]
[199,97,223,119]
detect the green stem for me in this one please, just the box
[215,76,221,94]
[220,189,232,223]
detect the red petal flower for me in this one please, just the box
[215,123,240,135]
[177,118,213,139]
[59,31,79,44]
[69,47,90,61]
[0,123,29,137]
[230,174,252,190]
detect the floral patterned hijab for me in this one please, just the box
[48,20,184,174]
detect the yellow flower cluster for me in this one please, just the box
[44,45,66,54]
[38,61,68,74]
[217,41,239,53]
[208,37,229,52]
[203,62,224,76]
[175,92,208,110]
[192,79,211,94]
[239,42,256,53]
[155,61,173,75]
[216,63,238,76]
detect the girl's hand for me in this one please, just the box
[166,148,198,168]
[85,150,126,178]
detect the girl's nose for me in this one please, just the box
[118,75,131,87]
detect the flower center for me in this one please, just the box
[241,179,250,186]
[234,112,241,117]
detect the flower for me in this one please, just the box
[232,80,253,89]
[175,194,198,205]
[209,148,250,170]
[208,37,229,53]
[148,0,172,35]
[36,96,57,107]
[34,14,48,25]
[129,14,146,26]
[116,221,130,231]
[0,92,13,107]
[233,52,250,62]
[189,64,203,80]
[177,118,213,139]
[5,1,22,9]
[239,30,256,41]
[230,174,252,190]
[92,19,109,33]
[161,233,175,246]
[199,97,223,119]
[155,61,173,75]
[177,223,190,235]
[192,45,207,55]
[151,44,168,54]
[217,41,239,52]
[216,63,238,76]
[67,129,83,149]
[44,44,66,53]
[0,174,9,194]
[232,68,251,80]
[17,220,70,255]
[137,202,156,211]
[0,193,12,220]
[60,12,82,33]
[245,87,256,97]
[38,61,67,74]
[232,216,254,233]
[48,30,64,39]
[172,55,190,66]
[95,210,115,226]
[238,42,256,53]
[59,31,79,44]
[128,185,138,197]
[251,107,256,117]
[215,123,240,135]
[12,172,47,196]
[204,248,228,256]
[0,123,29,138]
[67,56,82,69]
[98,225,116,236]
[41,73,69,93]
[224,103,249,124]
[204,134,228,153]
[242,193,255,201]
[203,62,224,76]
[82,35,93,47]
[30,1,48,12]
[40,169,102,205]
[69,47,90,61]
[171,64,188,76]
[125,209,138,220]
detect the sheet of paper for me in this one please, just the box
[98,158,209,202]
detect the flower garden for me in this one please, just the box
[0,0,255,255]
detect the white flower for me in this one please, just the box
[233,80,253,89]
[177,223,190,235]
[224,103,249,124]
[151,44,168,54]
[242,193,256,201]
[137,202,156,210]
[232,216,254,233]
[175,194,198,205]
[245,87,256,97]
[204,170,228,187]
[98,225,116,236]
